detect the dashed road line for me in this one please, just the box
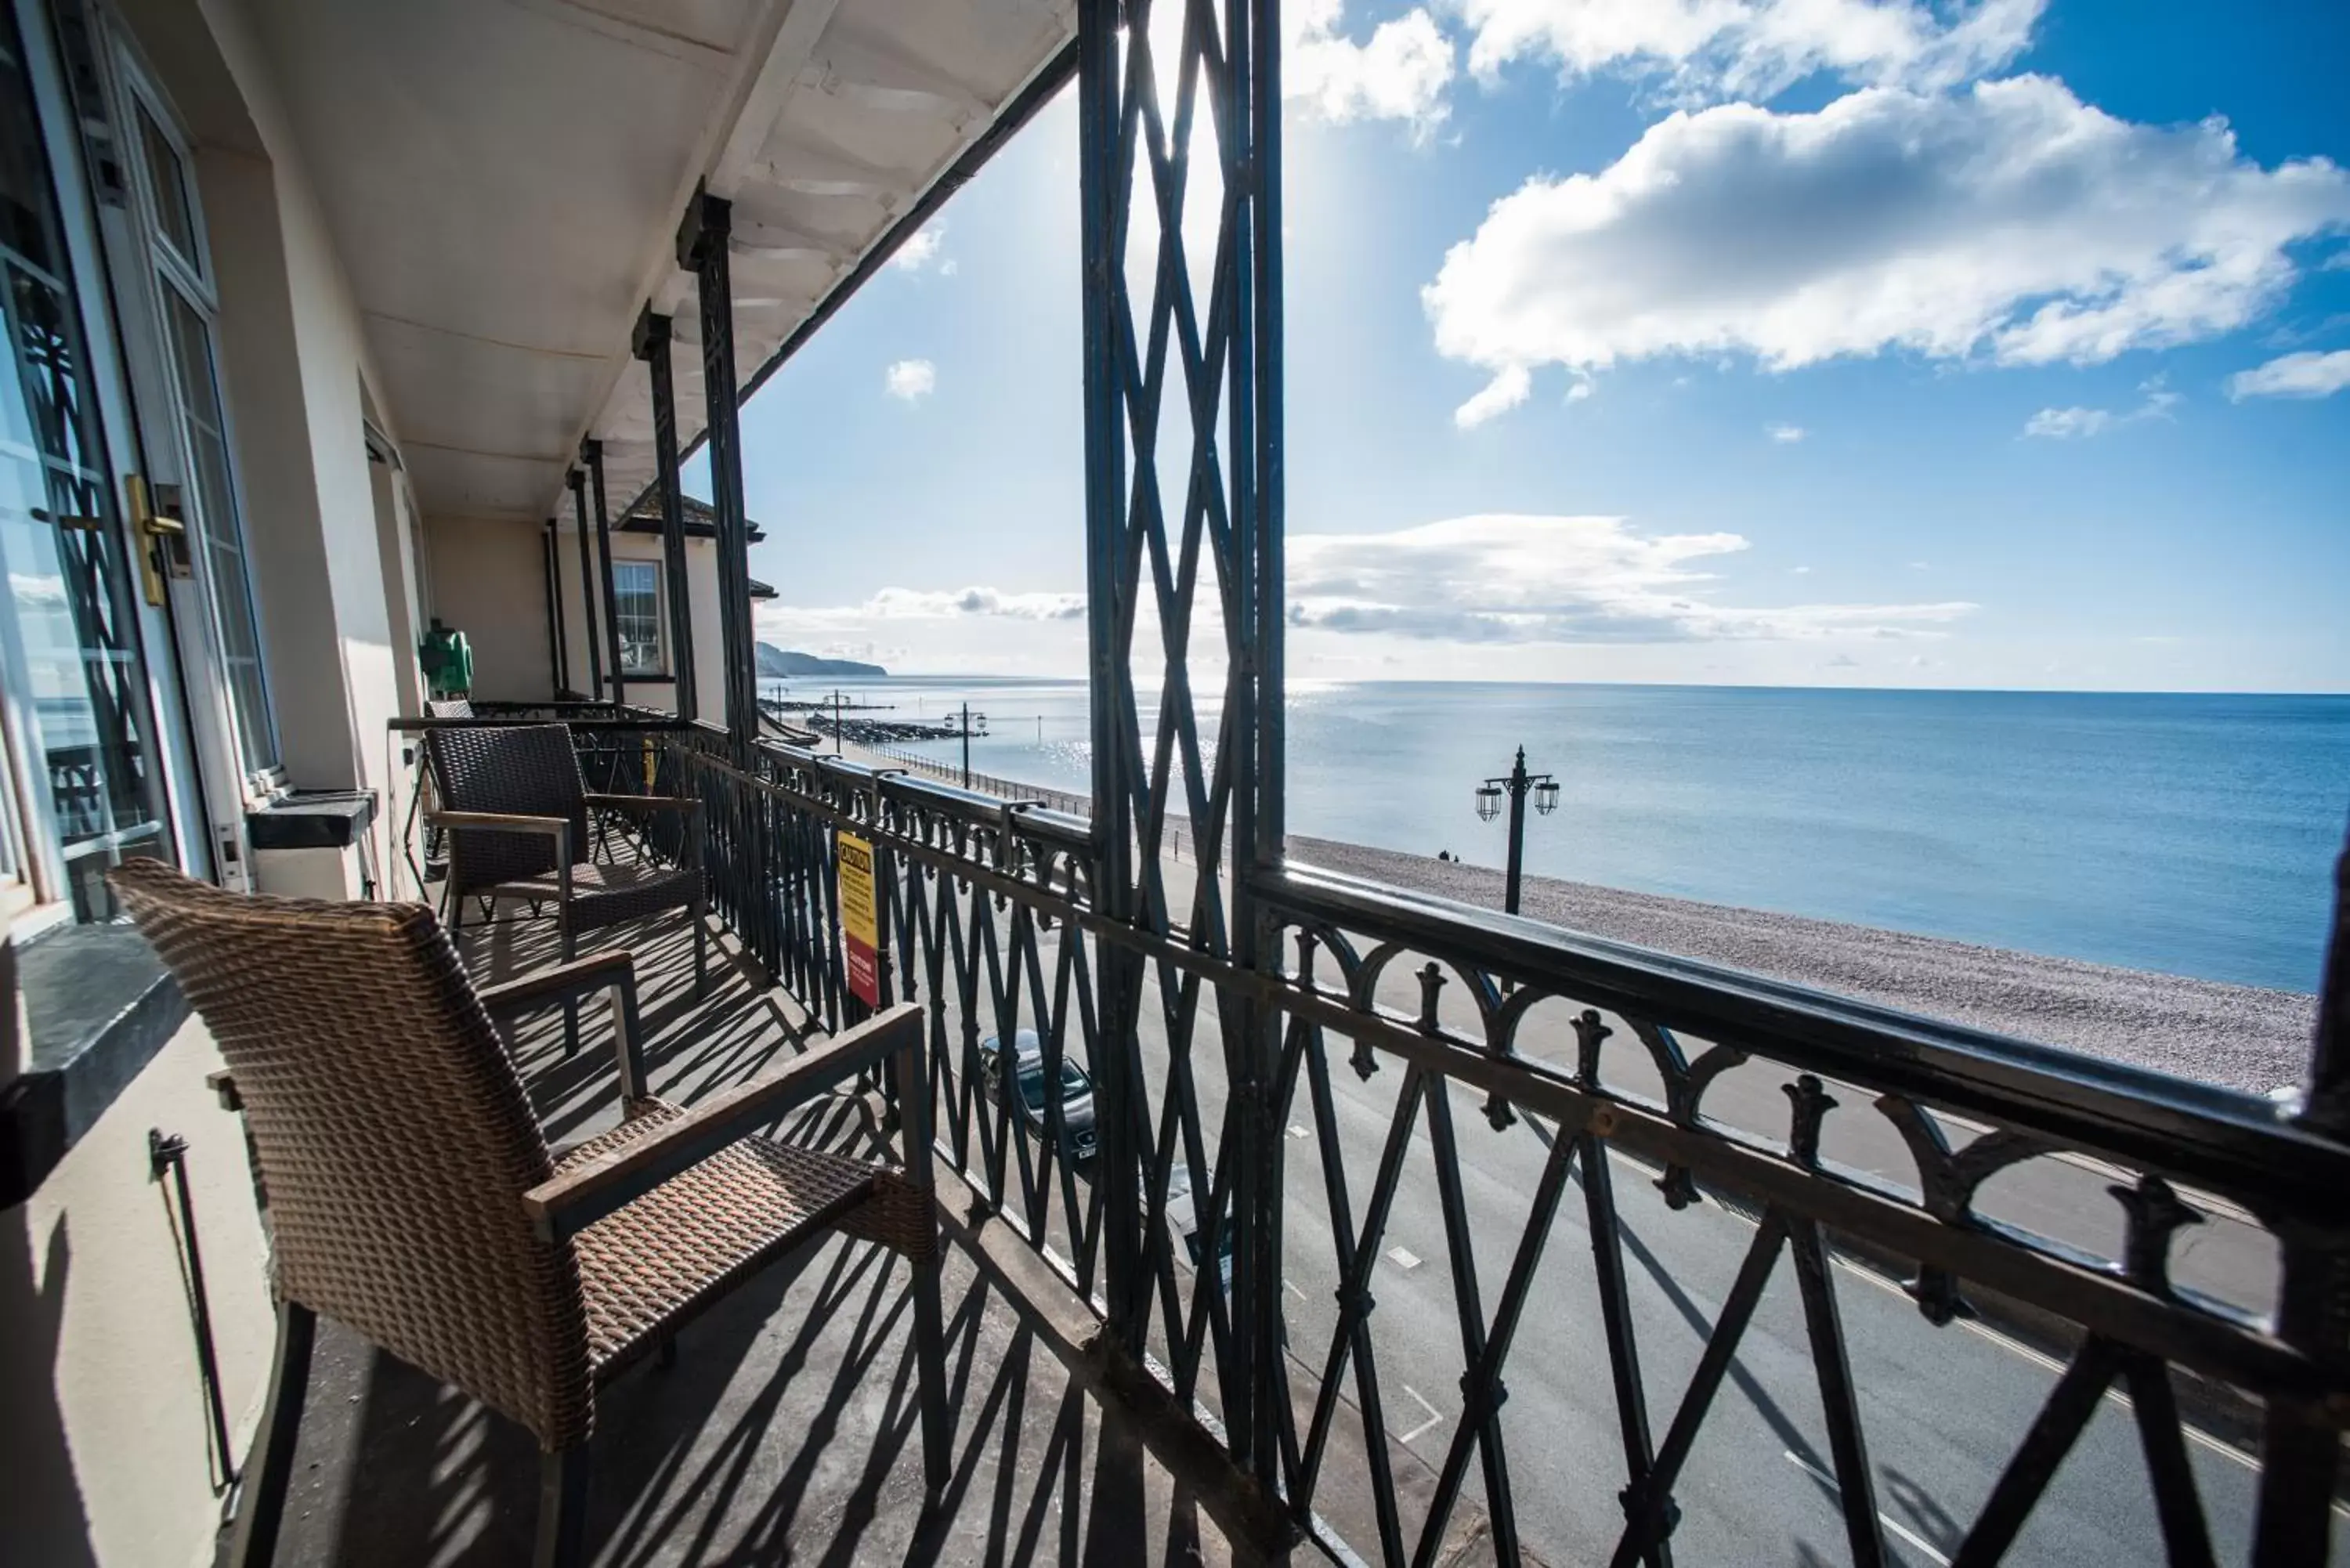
[1782,1449,1951,1566]
[1397,1384,1446,1446]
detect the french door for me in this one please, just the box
[72,13,280,888]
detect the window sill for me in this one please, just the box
[0,920,188,1209]
[247,788,378,851]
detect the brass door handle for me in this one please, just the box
[124,474,183,605]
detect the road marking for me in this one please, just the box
[1397,1385,1446,1446]
[1684,1179,2331,1512]
[1288,1122,1311,1139]
[1782,1450,1951,1566]
[1387,1246,1423,1270]
[1285,1277,1307,1301]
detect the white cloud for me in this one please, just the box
[891,226,947,272]
[1423,77,2350,421]
[1767,422,1806,442]
[1455,365,1531,428]
[2023,378,2180,437]
[2022,405,2110,439]
[1462,0,2044,101]
[1287,513,1974,642]
[2226,348,2350,400]
[1288,0,1455,129]
[781,586,1086,625]
[884,359,936,402]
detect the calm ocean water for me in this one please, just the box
[768,677,2350,993]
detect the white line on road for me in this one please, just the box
[1782,1450,1952,1566]
[1398,1385,1447,1446]
[1387,1246,1423,1270]
[1288,1123,1311,1139]
[1285,1277,1307,1300]
[1671,1169,2345,1516]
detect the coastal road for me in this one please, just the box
[953,859,2325,1566]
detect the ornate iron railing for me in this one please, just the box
[650,727,2349,1568]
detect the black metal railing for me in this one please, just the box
[653,727,2349,1568]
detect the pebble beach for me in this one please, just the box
[1287,833,2320,1097]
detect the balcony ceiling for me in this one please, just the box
[246,0,1074,525]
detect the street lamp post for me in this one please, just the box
[1475,746,1560,916]
[959,702,987,787]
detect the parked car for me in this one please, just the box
[1160,1166,1234,1300]
[978,1029,1098,1169]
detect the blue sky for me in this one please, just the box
[705,0,2350,691]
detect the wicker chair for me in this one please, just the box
[425,721,707,999]
[110,860,949,1568]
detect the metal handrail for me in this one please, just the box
[1257,860,2348,1205]
[537,714,2350,1565]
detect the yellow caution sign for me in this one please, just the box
[837,831,880,1006]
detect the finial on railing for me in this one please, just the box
[1416,962,1446,1032]
[1784,1074,1836,1170]
[2112,1172,2203,1300]
[1572,1009,1611,1090]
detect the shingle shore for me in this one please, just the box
[1287,833,2317,1097]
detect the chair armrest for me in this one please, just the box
[581,793,700,815]
[426,811,570,836]
[522,1003,920,1242]
[478,950,634,1016]
[479,952,646,1099]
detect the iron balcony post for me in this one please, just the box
[680,186,757,763]
[584,439,625,709]
[1224,0,1292,1489]
[567,468,602,699]
[633,308,697,724]
[1076,0,1147,1360]
[2294,820,2350,1136]
[542,518,568,698]
[2258,818,2350,1562]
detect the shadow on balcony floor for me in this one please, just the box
[230,899,1234,1566]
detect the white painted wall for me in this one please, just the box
[0,2,442,1562]
[424,514,556,703]
[176,0,423,874]
[0,1013,269,1568]
[452,513,732,722]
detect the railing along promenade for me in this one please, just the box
[387,708,2350,1562]
[576,716,2348,1568]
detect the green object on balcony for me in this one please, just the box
[418,618,472,699]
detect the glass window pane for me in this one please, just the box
[135,104,196,263]
[613,560,662,676]
[160,284,275,775]
[0,19,171,917]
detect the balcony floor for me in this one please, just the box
[230,900,1237,1566]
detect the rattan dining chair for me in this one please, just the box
[425,721,707,999]
[110,860,949,1568]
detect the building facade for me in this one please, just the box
[0,0,1068,1559]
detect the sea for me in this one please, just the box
[762,677,2350,994]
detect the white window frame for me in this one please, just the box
[611,558,667,678]
[108,42,284,800]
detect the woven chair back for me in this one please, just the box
[425,724,592,896]
[425,697,475,719]
[110,858,595,1449]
